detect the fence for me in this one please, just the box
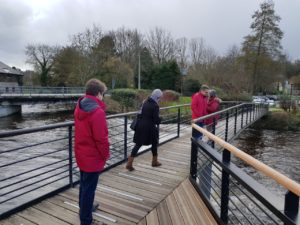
[190,103,300,225]
[0,103,193,219]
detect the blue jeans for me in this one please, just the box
[192,121,204,140]
[79,171,100,225]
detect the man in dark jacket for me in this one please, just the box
[74,79,110,225]
[126,89,163,171]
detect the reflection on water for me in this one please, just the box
[233,128,300,196]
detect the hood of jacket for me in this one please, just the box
[75,95,106,120]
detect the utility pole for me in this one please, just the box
[138,52,141,90]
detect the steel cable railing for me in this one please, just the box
[190,102,300,225]
[0,103,198,218]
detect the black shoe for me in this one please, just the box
[92,221,107,225]
[92,203,99,212]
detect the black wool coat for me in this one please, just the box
[133,98,161,145]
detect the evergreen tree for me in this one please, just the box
[242,0,283,94]
[150,61,181,91]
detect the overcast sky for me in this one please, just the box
[1,0,299,70]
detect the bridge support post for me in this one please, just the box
[221,149,231,224]
[190,139,198,180]
[284,191,299,224]
[68,126,74,188]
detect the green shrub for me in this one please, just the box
[111,89,138,112]
[182,79,200,96]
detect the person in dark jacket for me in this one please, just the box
[126,89,163,171]
[74,79,110,225]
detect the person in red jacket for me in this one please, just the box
[191,85,209,140]
[205,89,221,134]
[74,79,110,225]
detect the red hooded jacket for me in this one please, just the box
[191,92,208,120]
[74,95,110,172]
[205,97,220,125]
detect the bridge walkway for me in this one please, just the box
[1,133,217,225]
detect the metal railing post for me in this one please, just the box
[234,108,238,135]
[241,106,244,129]
[246,105,249,125]
[225,111,229,142]
[190,139,198,180]
[249,104,252,122]
[124,116,128,160]
[221,148,231,224]
[177,108,181,138]
[284,191,299,225]
[212,117,216,149]
[68,126,73,188]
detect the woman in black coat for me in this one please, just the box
[126,89,163,171]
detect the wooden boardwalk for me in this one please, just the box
[1,106,265,225]
[1,133,217,225]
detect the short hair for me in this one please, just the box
[85,79,107,96]
[200,84,209,91]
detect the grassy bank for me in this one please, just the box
[252,108,300,131]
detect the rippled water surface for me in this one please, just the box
[233,128,300,196]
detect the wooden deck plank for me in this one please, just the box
[173,186,198,225]
[137,218,147,225]
[32,201,80,225]
[112,168,180,186]
[1,214,37,225]
[59,188,146,223]
[165,194,186,225]
[182,180,217,225]
[100,173,171,195]
[100,179,165,201]
[47,195,135,225]
[146,209,160,225]
[177,183,209,225]
[18,207,69,225]
[156,200,173,225]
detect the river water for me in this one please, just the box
[0,106,299,219]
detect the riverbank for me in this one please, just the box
[252,108,300,131]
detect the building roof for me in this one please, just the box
[0,61,23,76]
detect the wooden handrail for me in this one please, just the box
[192,123,300,197]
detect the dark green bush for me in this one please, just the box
[111,89,138,112]
[182,79,200,96]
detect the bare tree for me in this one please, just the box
[175,37,189,68]
[70,24,103,55]
[111,27,143,64]
[25,44,59,86]
[189,37,206,66]
[146,27,175,64]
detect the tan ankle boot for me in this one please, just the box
[152,155,162,167]
[126,156,135,171]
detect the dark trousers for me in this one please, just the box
[131,140,158,157]
[79,171,100,225]
[192,121,204,140]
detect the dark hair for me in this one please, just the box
[85,79,107,96]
